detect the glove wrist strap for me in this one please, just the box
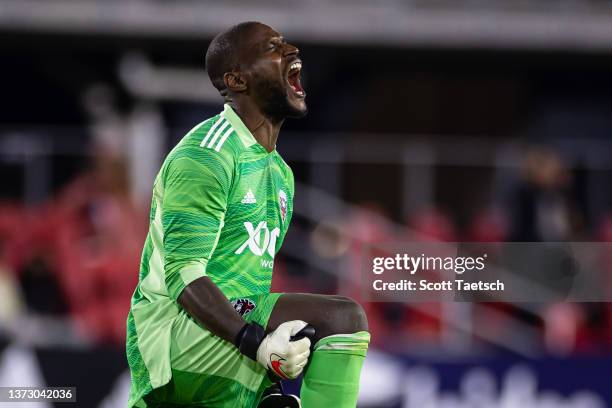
[236,322,266,361]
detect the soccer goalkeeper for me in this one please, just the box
[126,21,370,408]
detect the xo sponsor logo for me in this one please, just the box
[236,221,280,258]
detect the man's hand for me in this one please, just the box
[236,320,312,379]
[257,320,312,379]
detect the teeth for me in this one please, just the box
[289,62,302,71]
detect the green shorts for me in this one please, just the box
[142,292,282,408]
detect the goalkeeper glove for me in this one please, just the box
[236,320,312,379]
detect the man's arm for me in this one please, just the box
[177,260,310,381]
[178,276,244,344]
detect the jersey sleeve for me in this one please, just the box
[161,147,234,301]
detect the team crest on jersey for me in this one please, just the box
[231,298,256,317]
[279,190,288,223]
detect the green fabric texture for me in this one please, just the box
[126,311,152,406]
[143,369,268,408]
[133,292,281,407]
[300,331,371,408]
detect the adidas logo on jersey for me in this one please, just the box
[241,189,257,204]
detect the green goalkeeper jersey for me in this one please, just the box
[126,103,294,404]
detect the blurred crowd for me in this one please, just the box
[282,145,612,355]
[1,141,610,356]
[336,204,612,355]
[0,147,146,344]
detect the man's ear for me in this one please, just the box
[223,71,247,92]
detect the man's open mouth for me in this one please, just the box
[287,61,305,98]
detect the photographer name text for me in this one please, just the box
[372,279,504,292]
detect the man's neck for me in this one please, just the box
[228,99,283,153]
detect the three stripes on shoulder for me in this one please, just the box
[200,115,233,152]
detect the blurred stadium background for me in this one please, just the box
[1,1,612,407]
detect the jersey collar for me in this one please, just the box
[223,104,257,148]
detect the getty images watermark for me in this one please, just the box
[371,252,503,293]
[361,242,612,302]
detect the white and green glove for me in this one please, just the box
[236,320,312,379]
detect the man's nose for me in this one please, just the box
[284,43,299,57]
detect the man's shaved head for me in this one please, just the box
[205,21,262,92]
